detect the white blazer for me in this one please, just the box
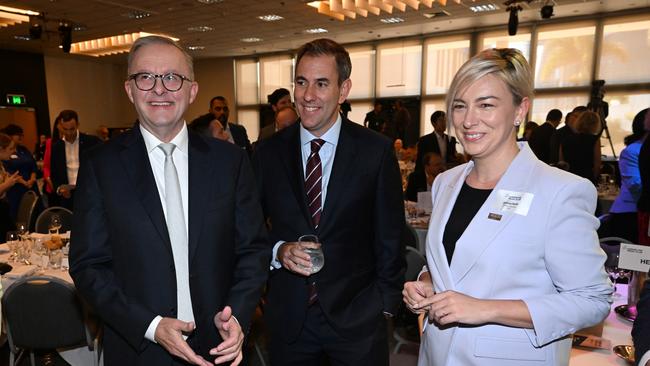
[419,143,613,366]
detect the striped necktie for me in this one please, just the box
[305,139,325,228]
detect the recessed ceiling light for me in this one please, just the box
[123,11,151,19]
[304,28,328,34]
[196,0,224,3]
[380,17,404,24]
[241,37,262,43]
[187,25,213,32]
[14,35,31,41]
[258,14,284,22]
[188,45,205,50]
[470,4,498,12]
[423,10,451,19]
[73,24,87,31]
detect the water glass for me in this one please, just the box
[298,235,324,274]
[48,248,63,269]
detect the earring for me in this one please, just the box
[514,120,521,127]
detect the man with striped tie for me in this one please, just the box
[253,38,405,365]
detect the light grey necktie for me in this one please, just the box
[158,143,195,324]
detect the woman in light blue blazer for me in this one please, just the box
[403,48,613,366]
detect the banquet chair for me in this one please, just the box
[15,190,39,232]
[2,276,102,366]
[393,246,427,354]
[34,206,73,234]
[402,222,421,253]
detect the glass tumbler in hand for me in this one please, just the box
[298,235,324,274]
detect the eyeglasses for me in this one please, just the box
[128,72,192,92]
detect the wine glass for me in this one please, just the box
[16,222,28,240]
[298,235,324,274]
[5,231,19,263]
[603,246,621,297]
[49,215,62,235]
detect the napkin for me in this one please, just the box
[5,265,38,279]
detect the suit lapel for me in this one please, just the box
[450,144,538,285]
[280,125,312,226]
[187,133,213,263]
[118,127,172,255]
[318,119,357,234]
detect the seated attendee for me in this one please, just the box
[97,125,110,142]
[633,273,650,366]
[0,133,20,238]
[259,88,292,140]
[415,111,458,172]
[405,152,444,202]
[258,106,298,142]
[50,110,102,210]
[189,113,231,142]
[549,105,587,164]
[529,108,562,163]
[394,138,405,160]
[209,96,252,154]
[560,110,602,184]
[600,108,648,242]
[519,121,539,141]
[638,108,650,246]
[1,124,38,219]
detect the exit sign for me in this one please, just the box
[6,94,26,105]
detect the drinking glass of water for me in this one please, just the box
[298,235,324,274]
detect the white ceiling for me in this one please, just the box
[0,0,649,62]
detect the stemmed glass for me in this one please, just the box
[49,215,62,235]
[16,222,28,240]
[298,235,324,274]
[604,247,622,297]
[5,231,19,263]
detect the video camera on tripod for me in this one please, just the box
[588,80,616,158]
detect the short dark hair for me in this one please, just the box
[430,111,446,126]
[58,110,79,123]
[573,105,588,113]
[0,133,13,149]
[268,88,291,106]
[1,123,23,136]
[295,38,351,86]
[546,109,562,122]
[189,113,217,138]
[625,108,649,145]
[209,96,227,108]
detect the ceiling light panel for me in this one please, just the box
[258,14,284,22]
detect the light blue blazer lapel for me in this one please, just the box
[427,162,473,292]
[450,143,539,286]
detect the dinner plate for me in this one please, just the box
[613,345,635,364]
[614,304,637,322]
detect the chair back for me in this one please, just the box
[2,276,93,352]
[402,223,420,252]
[15,190,38,231]
[404,246,427,282]
[599,236,633,268]
[35,206,73,234]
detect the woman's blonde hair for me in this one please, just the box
[446,48,533,122]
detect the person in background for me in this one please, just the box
[42,117,61,207]
[253,38,404,366]
[559,110,602,185]
[599,108,648,242]
[1,124,38,219]
[97,125,110,142]
[405,152,445,202]
[528,108,562,163]
[34,134,47,161]
[637,107,650,246]
[549,106,587,164]
[415,111,458,172]
[393,99,411,141]
[209,96,252,155]
[394,138,405,160]
[258,90,296,141]
[633,272,650,366]
[0,133,20,239]
[189,113,231,142]
[70,35,269,365]
[50,110,102,210]
[364,101,386,133]
[403,48,612,366]
[519,121,539,141]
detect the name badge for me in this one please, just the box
[493,189,534,216]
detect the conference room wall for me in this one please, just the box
[187,57,236,124]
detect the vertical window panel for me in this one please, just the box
[530,94,590,126]
[602,91,650,157]
[237,108,260,143]
[259,56,294,105]
[377,40,422,97]
[420,100,447,137]
[348,101,374,126]
[535,24,596,88]
[423,37,470,95]
[235,59,259,105]
[599,19,650,84]
[348,47,375,100]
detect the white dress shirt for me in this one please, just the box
[139,124,192,342]
[270,115,342,269]
[64,130,81,186]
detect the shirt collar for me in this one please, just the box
[64,130,80,144]
[140,123,189,154]
[300,114,342,147]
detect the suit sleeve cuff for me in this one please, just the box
[145,315,163,343]
[417,265,429,281]
[639,350,650,366]
[270,241,285,270]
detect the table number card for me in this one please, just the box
[618,243,650,272]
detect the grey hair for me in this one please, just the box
[127,35,194,79]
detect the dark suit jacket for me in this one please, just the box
[638,138,650,212]
[548,125,574,165]
[527,122,556,164]
[226,122,252,155]
[69,125,269,365]
[405,170,428,202]
[257,124,275,142]
[633,275,650,365]
[253,119,405,342]
[50,132,102,191]
[415,132,457,172]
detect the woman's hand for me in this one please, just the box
[423,290,492,325]
[403,280,435,314]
